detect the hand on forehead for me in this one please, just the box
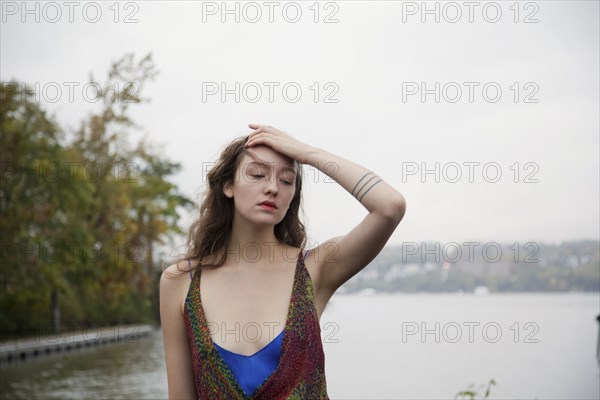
[244,146,296,169]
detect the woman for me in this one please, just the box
[160,124,406,399]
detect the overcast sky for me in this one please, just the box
[2,1,598,251]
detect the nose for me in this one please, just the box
[264,174,279,195]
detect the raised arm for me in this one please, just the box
[245,124,406,296]
[301,145,406,294]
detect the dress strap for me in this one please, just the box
[304,248,312,259]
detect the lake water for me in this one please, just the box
[1,293,598,399]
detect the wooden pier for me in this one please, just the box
[0,324,156,365]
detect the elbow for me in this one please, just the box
[381,194,407,223]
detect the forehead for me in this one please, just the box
[241,146,296,171]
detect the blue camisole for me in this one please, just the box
[189,249,312,397]
[213,329,285,396]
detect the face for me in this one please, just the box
[223,145,297,226]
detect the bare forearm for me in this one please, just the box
[302,146,406,218]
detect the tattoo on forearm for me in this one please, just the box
[351,172,383,202]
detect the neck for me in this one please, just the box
[227,215,290,265]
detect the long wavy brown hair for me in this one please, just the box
[167,135,307,278]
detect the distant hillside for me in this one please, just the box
[337,240,600,293]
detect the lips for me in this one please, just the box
[258,200,278,209]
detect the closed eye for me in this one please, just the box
[251,174,294,185]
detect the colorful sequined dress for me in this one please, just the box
[183,248,330,399]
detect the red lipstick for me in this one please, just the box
[258,200,278,209]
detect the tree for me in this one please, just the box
[0,53,194,336]
[0,80,94,334]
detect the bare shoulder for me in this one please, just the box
[160,261,197,298]
[160,260,199,315]
[161,260,195,283]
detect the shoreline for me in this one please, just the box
[0,324,156,366]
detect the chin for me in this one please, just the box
[248,213,281,224]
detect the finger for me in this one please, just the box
[245,133,261,146]
[248,130,262,139]
[246,132,272,147]
[249,125,264,133]
[251,124,275,132]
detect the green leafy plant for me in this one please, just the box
[455,379,496,400]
